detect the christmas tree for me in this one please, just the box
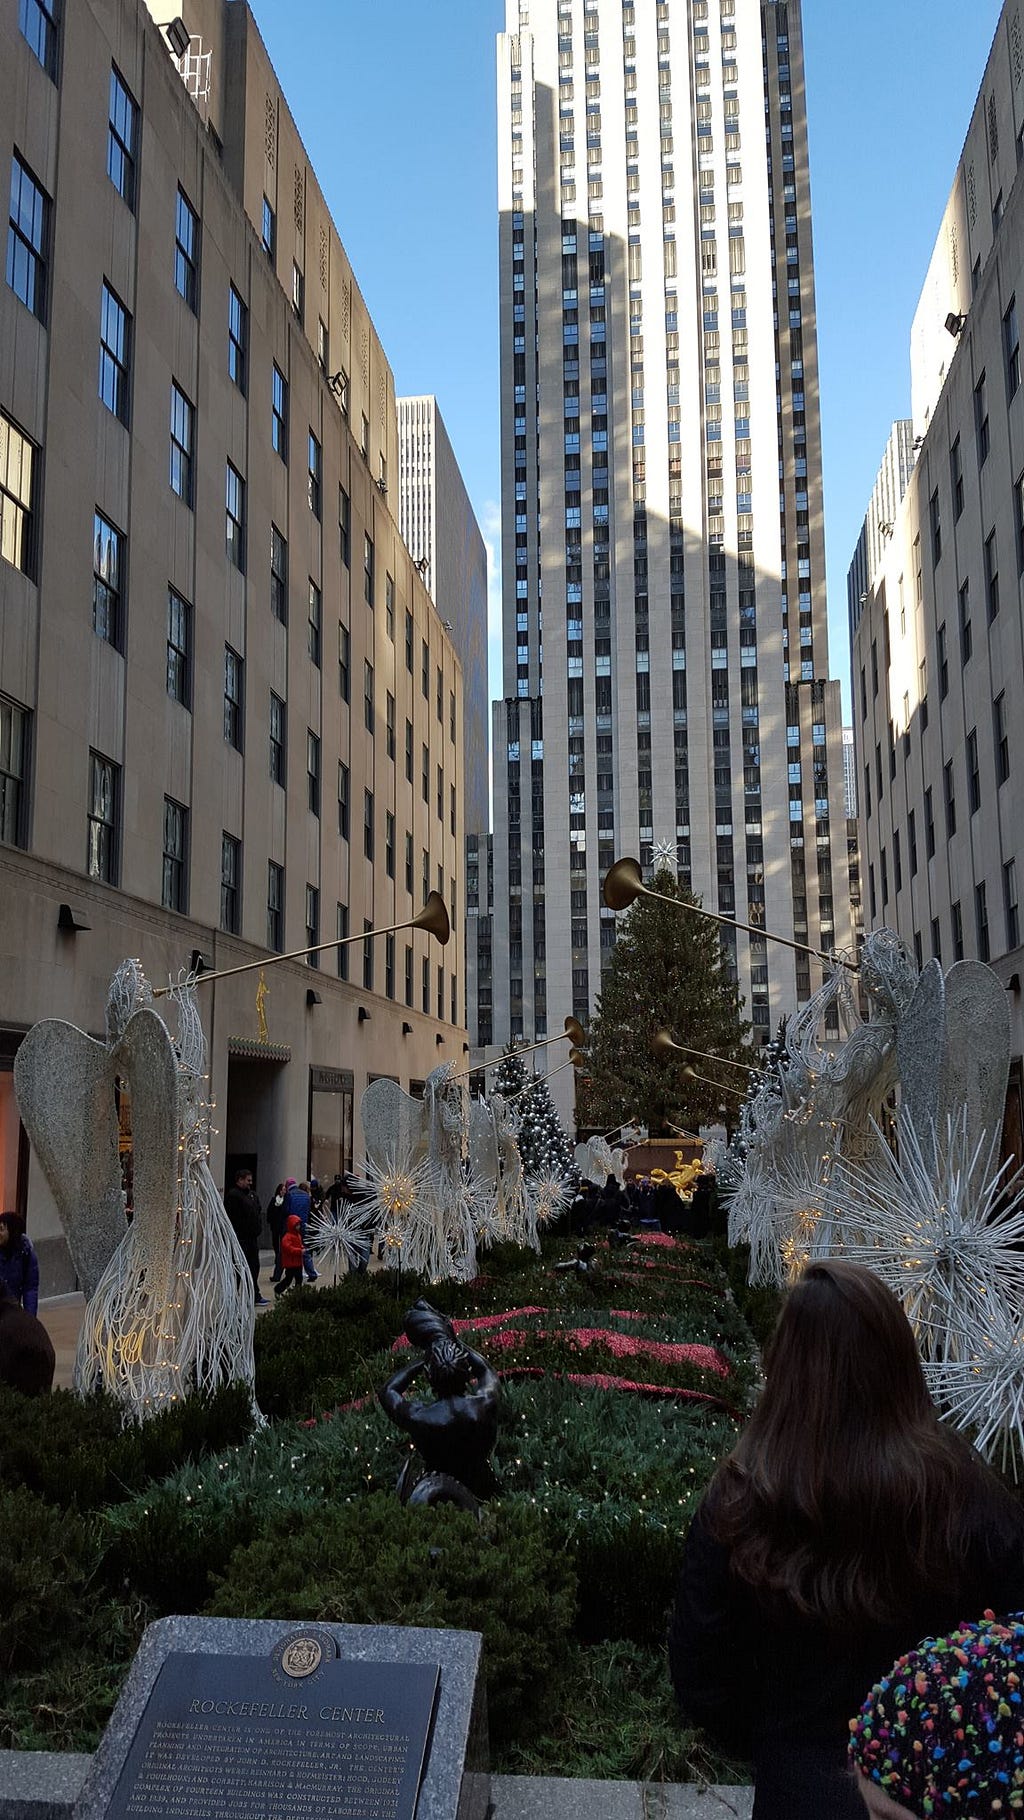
[492,1044,575,1178]
[583,867,752,1136]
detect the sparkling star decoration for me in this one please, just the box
[651,837,676,871]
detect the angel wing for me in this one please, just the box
[938,961,1010,1159]
[361,1077,429,1172]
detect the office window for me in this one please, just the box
[161,797,188,912]
[950,899,963,962]
[363,660,374,734]
[405,831,413,895]
[422,639,429,698]
[967,726,980,813]
[1016,473,1024,574]
[422,743,430,803]
[292,261,304,321]
[269,692,285,784]
[271,365,287,459]
[932,916,943,964]
[337,761,350,839]
[450,690,456,743]
[950,435,963,519]
[307,430,321,517]
[100,283,131,423]
[307,730,321,816]
[944,759,956,836]
[385,932,395,1000]
[339,621,350,701]
[363,789,374,860]
[305,885,319,966]
[925,785,935,858]
[223,646,244,750]
[976,880,990,962]
[405,718,413,783]
[270,525,287,622]
[405,611,414,672]
[335,368,349,415]
[404,943,413,1006]
[166,588,191,705]
[225,462,245,569]
[363,920,373,991]
[220,833,241,934]
[339,486,350,566]
[985,530,999,620]
[386,811,395,879]
[437,763,444,820]
[364,533,375,607]
[92,512,124,649]
[959,579,972,662]
[1006,295,1020,399]
[317,317,329,371]
[87,751,119,883]
[360,412,369,459]
[929,488,941,564]
[450,783,456,836]
[19,0,59,78]
[0,411,35,576]
[261,195,275,259]
[169,383,193,503]
[938,622,948,699]
[422,954,429,1013]
[908,808,918,877]
[976,369,990,464]
[228,286,247,392]
[7,154,49,321]
[0,695,29,847]
[995,691,1010,784]
[107,68,138,208]
[422,848,430,907]
[267,861,284,952]
[336,902,349,979]
[385,573,395,639]
[174,188,199,311]
[1006,860,1020,950]
[436,665,444,723]
[437,964,444,1019]
[307,580,321,667]
[386,691,395,760]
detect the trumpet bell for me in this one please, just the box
[568,1047,587,1067]
[651,1028,681,1058]
[564,1015,588,1048]
[603,855,645,911]
[413,891,451,945]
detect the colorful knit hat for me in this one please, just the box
[849,1613,1024,1814]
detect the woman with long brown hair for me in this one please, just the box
[669,1259,1024,1819]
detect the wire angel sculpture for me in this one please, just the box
[361,1065,480,1282]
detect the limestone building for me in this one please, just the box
[490,0,852,1093]
[852,2,1024,1147]
[0,0,468,1285]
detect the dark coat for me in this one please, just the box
[282,1185,311,1231]
[0,1232,40,1315]
[669,1493,1024,1820]
[0,1287,54,1395]
[224,1184,261,1250]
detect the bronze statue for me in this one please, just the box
[378,1299,501,1507]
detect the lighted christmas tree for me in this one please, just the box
[492,1043,575,1178]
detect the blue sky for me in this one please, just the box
[251,0,1004,721]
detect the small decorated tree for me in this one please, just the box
[492,1044,575,1177]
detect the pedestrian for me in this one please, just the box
[223,1168,267,1306]
[267,1182,287,1283]
[0,1212,40,1315]
[669,1259,1024,1820]
[273,1213,306,1297]
[282,1178,318,1281]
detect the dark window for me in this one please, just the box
[450,690,456,743]
[339,486,350,566]
[386,691,395,760]
[985,530,999,620]
[307,730,321,816]
[161,796,188,912]
[976,369,990,464]
[995,692,1010,785]
[317,317,329,371]
[405,611,414,672]
[363,920,373,991]
[944,758,956,836]
[271,365,287,458]
[405,943,413,1006]
[422,954,429,1012]
[166,588,191,705]
[422,743,430,803]
[363,789,374,860]
[976,880,990,961]
[1006,295,1020,399]
[107,67,138,208]
[1016,473,1024,573]
[0,411,35,576]
[436,665,444,723]
[959,579,972,662]
[174,188,199,311]
[405,832,413,895]
[336,902,349,978]
[305,885,319,966]
[364,533,375,607]
[925,785,935,858]
[950,435,963,519]
[169,382,193,503]
[908,808,918,877]
[267,861,284,952]
[220,833,240,934]
[386,811,395,880]
[385,934,396,999]
[437,762,444,820]
[292,261,304,322]
[100,282,131,423]
[228,286,247,392]
[405,719,413,782]
[223,646,244,750]
[307,580,321,667]
[1005,860,1019,950]
[385,573,395,639]
[338,622,350,701]
[225,462,245,569]
[337,761,349,839]
[932,916,943,963]
[929,488,941,564]
[363,660,374,734]
[450,783,456,835]
[92,511,124,649]
[952,899,964,962]
[0,694,29,847]
[87,751,119,883]
[422,639,430,698]
[7,154,49,321]
[270,525,287,622]
[967,726,980,813]
[261,196,275,259]
[19,0,59,78]
[269,692,285,785]
[938,622,948,699]
[308,430,322,517]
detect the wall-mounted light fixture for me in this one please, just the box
[358,1006,371,1024]
[402,1021,413,1036]
[57,903,90,933]
[164,16,191,56]
[306,989,322,1008]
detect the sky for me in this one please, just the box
[251,0,1005,723]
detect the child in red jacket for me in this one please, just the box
[274,1213,306,1297]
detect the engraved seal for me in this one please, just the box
[280,1636,323,1679]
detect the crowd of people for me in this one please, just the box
[569,1169,720,1239]
[223,1168,379,1303]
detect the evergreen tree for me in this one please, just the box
[582,868,752,1136]
[492,1044,575,1177]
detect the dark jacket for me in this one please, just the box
[224,1183,261,1251]
[282,1184,311,1231]
[0,1233,40,1315]
[669,1490,1024,1820]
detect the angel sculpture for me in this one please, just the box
[361,1063,479,1282]
[574,1135,626,1188]
[15,962,257,1421]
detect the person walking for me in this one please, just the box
[282,1178,318,1281]
[0,1212,40,1315]
[267,1183,287,1283]
[669,1259,1024,1820]
[274,1212,306,1297]
[223,1169,266,1306]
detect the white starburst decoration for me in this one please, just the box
[528,1171,573,1229]
[306,1201,377,1285]
[650,837,676,873]
[926,1293,1024,1476]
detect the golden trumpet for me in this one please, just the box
[651,1030,756,1073]
[603,855,855,971]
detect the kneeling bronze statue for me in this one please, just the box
[378,1298,501,1510]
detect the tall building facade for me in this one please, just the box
[396,397,491,1051]
[852,2,1024,1101]
[491,0,851,1088]
[846,419,916,656]
[0,0,468,1285]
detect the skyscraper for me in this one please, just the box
[491,0,852,1080]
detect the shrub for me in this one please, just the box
[206,1493,577,1749]
[0,1486,100,1673]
